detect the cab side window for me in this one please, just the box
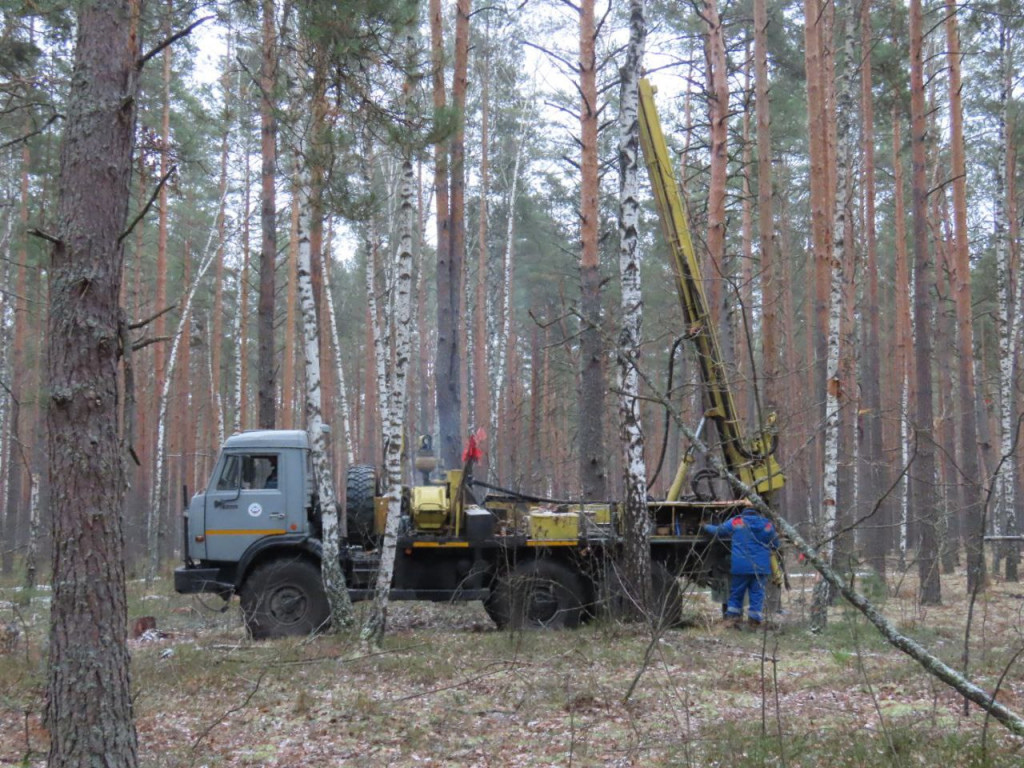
[242,455,278,490]
[216,455,241,491]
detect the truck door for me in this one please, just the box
[204,452,287,561]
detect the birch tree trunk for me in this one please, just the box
[616,0,650,621]
[891,105,913,566]
[234,121,253,434]
[813,1,857,631]
[362,158,416,648]
[994,14,1018,582]
[490,134,522,423]
[804,0,829,524]
[321,247,355,467]
[295,191,354,630]
[20,472,40,602]
[146,198,226,581]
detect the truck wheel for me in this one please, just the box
[346,464,378,548]
[592,562,629,621]
[496,560,586,630]
[240,559,330,640]
[482,591,510,629]
[651,562,684,630]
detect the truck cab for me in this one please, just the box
[174,430,318,598]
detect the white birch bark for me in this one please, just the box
[20,472,40,601]
[231,240,247,435]
[995,27,1015,557]
[233,118,253,436]
[813,3,857,630]
[615,0,650,618]
[321,245,355,467]
[296,191,354,630]
[146,194,227,582]
[491,135,523,421]
[279,29,355,627]
[362,157,416,648]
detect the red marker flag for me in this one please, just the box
[462,427,487,464]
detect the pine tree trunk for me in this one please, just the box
[473,30,491,476]
[910,0,941,604]
[940,0,985,591]
[257,0,279,429]
[578,0,607,500]
[754,0,776,406]
[703,0,729,334]
[46,1,140,762]
[860,0,887,577]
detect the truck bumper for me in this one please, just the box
[174,566,234,596]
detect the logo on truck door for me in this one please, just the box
[248,503,263,517]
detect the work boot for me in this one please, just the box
[722,615,742,630]
[747,618,763,630]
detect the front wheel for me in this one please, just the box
[491,560,586,630]
[240,559,330,640]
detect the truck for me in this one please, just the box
[173,79,785,639]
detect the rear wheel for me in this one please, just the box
[491,560,586,630]
[482,591,510,629]
[346,464,378,548]
[240,559,330,640]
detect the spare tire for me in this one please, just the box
[346,464,379,548]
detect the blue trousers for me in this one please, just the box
[726,572,766,622]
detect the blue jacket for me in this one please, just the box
[704,510,780,575]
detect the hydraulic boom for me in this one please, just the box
[637,78,784,500]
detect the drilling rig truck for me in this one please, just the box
[173,79,785,639]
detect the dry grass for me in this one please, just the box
[2,560,1024,767]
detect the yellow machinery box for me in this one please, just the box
[529,510,579,541]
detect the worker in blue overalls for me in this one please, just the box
[704,508,780,627]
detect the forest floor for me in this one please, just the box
[2,560,1024,767]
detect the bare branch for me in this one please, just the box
[139,15,215,69]
[0,114,61,152]
[27,228,60,246]
[120,165,177,245]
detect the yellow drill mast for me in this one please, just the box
[637,78,785,500]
